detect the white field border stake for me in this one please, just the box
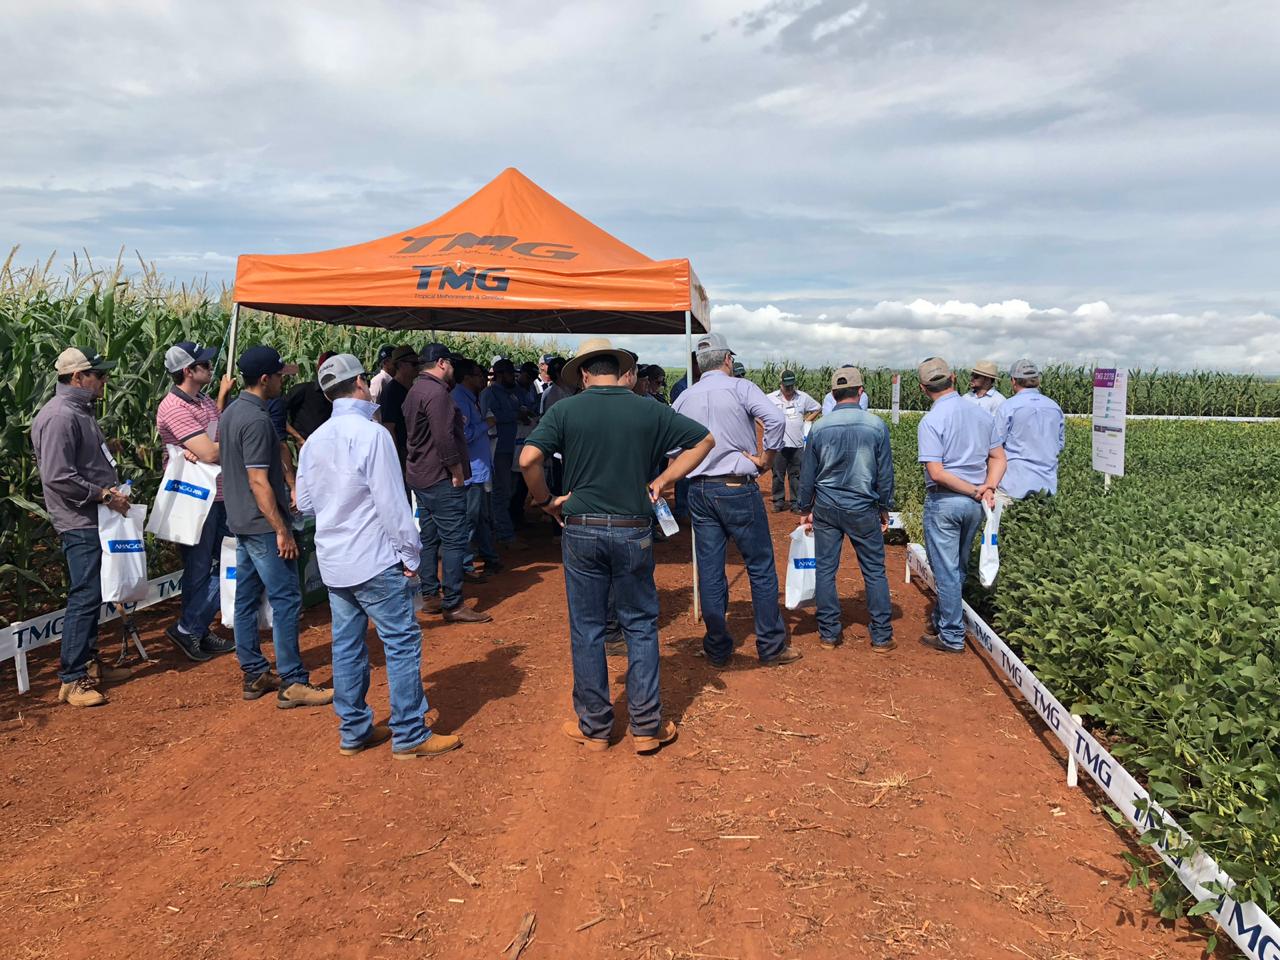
[905,543,1280,960]
[0,571,183,694]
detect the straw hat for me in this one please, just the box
[560,337,636,388]
[971,359,999,380]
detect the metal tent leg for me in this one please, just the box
[685,310,700,623]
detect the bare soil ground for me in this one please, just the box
[1,500,1215,959]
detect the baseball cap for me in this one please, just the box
[831,366,864,389]
[917,357,952,388]
[780,369,797,386]
[694,331,733,354]
[1010,358,1040,379]
[164,341,218,373]
[376,344,396,364]
[731,360,746,377]
[55,347,117,376]
[421,342,458,364]
[390,345,421,365]
[237,345,286,380]
[971,359,999,380]
[317,353,367,394]
[539,353,555,365]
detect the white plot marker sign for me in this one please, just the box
[1091,367,1128,478]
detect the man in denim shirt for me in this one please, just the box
[916,357,1006,654]
[452,359,501,580]
[480,359,526,545]
[798,367,896,651]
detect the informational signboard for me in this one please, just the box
[891,374,901,424]
[1091,367,1128,477]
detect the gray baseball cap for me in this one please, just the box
[1010,358,1040,379]
[318,353,367,394]
[917,357,952,388]
[694,331,733,354]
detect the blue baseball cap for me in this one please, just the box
[237,345,286,380]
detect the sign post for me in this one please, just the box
[1091,367,1128,487]
[891,374,901,425]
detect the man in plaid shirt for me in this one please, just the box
[155,341,236,662]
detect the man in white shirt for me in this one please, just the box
[767,370,821,513]
[368,344,396,403]
[296,354,461,761]
[962,359,1005,415]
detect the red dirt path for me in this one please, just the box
[1,502,1214,959]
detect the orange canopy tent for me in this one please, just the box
[231,166,709,338]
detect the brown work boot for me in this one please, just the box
[58,676,107,707]
[562,719,609,752]
[393,732,462,759]
[242,670,281,701]
[762,646,803,667]
[87,658,133,683]
[420,595,444,615]
[443,604,492,624]
[632,720,678,755]
[340,723,392,756]
[276,682,334,709]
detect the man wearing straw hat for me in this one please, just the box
[519,338,714,755]
[962,359,1005,415]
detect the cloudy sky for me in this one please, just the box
[3,0,1278,371]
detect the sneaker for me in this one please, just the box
[277,682,334,709]
[199,629,236,656]
[442,604,493,624]
[920,634,965,654]
[165,624,212,663]
[242,670,281,701]
[632,720,678,755]
[562,719,609,752]
[87,658,133,683]
[58,676,107,707]
[762,646,803,667]
[393,733,463,759]
[871,638,898,652]
[340,723,392,756]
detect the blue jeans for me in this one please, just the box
[813,503,893,646]
[413,479,469,610]
[462,482,499,573]
[58,528,102,683]
[673,477,689,520]
[561,519,661,738]
[327,564,430,751]
[233,532,307,685]
[688,480,787,663]
[491,450,515,541]
[922,492,985,650]
[178,501,227,637]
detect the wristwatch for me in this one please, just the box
[100,488,114,503]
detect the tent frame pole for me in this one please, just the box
[685,310,701,623]
[226,302,241,375]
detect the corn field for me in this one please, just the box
[0,251,562,623]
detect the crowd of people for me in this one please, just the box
[29,335,1064,759]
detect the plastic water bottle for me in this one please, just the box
[119,480,132,499]
[653,496,679,536]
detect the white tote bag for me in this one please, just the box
[99,503,150,603]
[146,445,220,546]
[219,536,273,630]
[979,501,1004,587]
[784,524,817,610]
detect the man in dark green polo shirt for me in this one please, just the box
[520,338,714,757]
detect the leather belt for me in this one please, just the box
[691,474,756,484]
[564,516,652,528]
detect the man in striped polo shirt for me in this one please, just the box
[155,341,236,661]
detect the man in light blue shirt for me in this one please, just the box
[992,358,1065,502]
[673,332,800,668]
[452,359,501,580]
[916,357,1006,655]
[799,367,895,651]
[296,354,460,760]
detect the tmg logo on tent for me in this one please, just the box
[107,539,145,553]
[414,265,510,293]
[164,479,211,500]
[396,232,579,260]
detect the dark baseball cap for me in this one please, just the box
[237,345,285,380]
[420,342,458,364]
[781,369,798,386]
[376,344,396,364]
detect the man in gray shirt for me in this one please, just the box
[673,332,801,668]
[220,345,332,708]
[31,347,133,707]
